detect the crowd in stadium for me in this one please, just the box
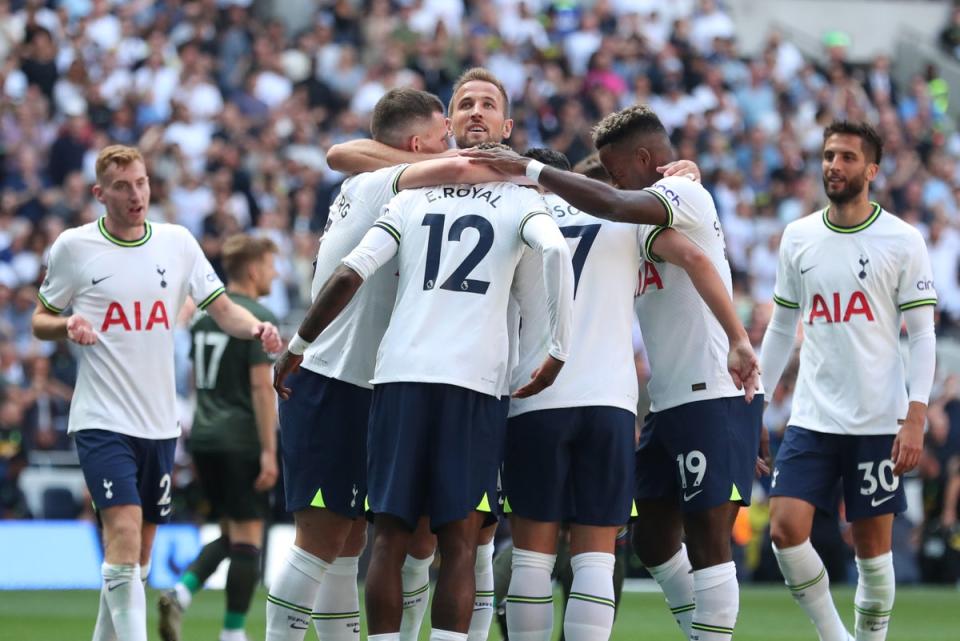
[0,0,958,587]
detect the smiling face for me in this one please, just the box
[92,159,150,231]
[821,133,877,205]
[450,80,513,148]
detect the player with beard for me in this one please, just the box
[759,121,936,641]
[325,73,699,641]
[463,105,763,641]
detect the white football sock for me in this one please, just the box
[312,556,360,641]
[468,541,495,641]
[506,548,556,641]
[646,544,695,638]
[92,579,116,641]
[369,634,401,641]
[773,540,850,641]
[102,563,146,641]
[564,552,616,641]
[400,553,434,641]
[429,629,468,641]
[854,553,894,641]
[265,545,329,641]
[690,561,738,640]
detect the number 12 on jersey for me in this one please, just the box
[421,213,494,294]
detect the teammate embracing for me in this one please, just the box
[465,105,762,641]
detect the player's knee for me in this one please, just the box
[769,517,805,550]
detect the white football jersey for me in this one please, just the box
[359,183,562,397]
[509,193,641,416]
[38,218,225,439]
[302,164,407,388]
[773,204,937,435]
[634,176,743,411]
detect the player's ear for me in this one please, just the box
[501,118,514,140]
[865,161,880,181]
[91,183,104,203]
[409,135,421,153]
[635,145,651,166]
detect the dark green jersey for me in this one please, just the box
[188,293,277,454]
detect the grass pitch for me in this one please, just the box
[0,585,956,640]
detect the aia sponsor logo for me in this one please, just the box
[808,291,874,324]
[101,301,170,332]
[636,261,664,296]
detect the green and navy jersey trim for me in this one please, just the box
[568,592,616,609]
[518,210,549,247]
[197,287,226,310]
[392,166,408,195]
[773,294,800,309]
[98,217,152,247]
[854,605,893,616]
[643,188,674,227]
[37,292,63,314]
[644,226,668,263]
[822,202,882,234]
[670,603,696,614]
[375,222,401,245]
[899,298,938,311]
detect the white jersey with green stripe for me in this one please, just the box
[38,218,224,439]
[635,175,743,412]
[508,193,642,416]
[360,182,561,397]
[772,203,937,435]
[302,164,408,389]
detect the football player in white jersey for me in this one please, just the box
[759,121,937,641]
[464,105,762,641]
[275,143,574,641]
[32,145,281,641]
[325,71,702,641]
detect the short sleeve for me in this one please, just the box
[515,187,549,244]
[38,233,77,314]
[643,176,714,234]
[897,230,938,311]
[352,163,411,205]
[772,229,800,309]
[184,231,225,310]
[373,190,410,245]
[637,224,668,263]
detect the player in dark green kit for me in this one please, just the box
[159,235,280,641]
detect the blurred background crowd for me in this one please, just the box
[0,0,958,586]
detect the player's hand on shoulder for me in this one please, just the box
[273,350,302,400]
[254,449,279,492]
[513,355,564,398]
[461,146,529,176]
[891,413,924,476]
[254,321,282,353]
[727,337,760,403]
[657,160,701,183]
[66,314,97,345]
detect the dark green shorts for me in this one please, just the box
[192,450,269,521]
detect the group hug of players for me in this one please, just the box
[37,65,935,641]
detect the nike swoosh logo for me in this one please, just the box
[683,489,703,502]
[91,275,112,285]
[107,581,129,591]
[159,506,171,517]
[289,622,309,630]
[871,495,895,507]
[800,266,815,274]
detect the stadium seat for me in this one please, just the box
[41,487,81,520]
